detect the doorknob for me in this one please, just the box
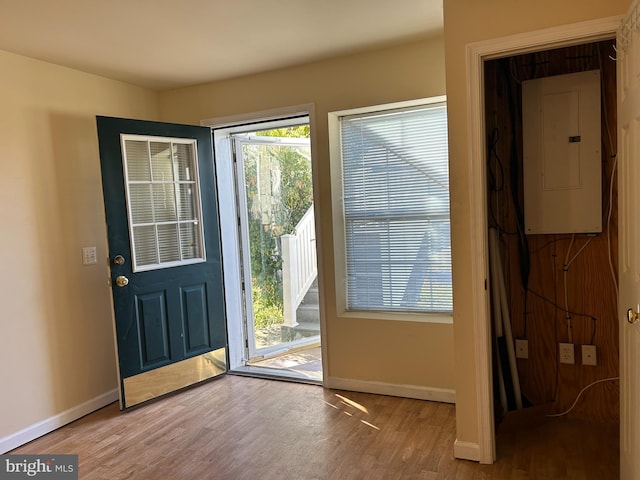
[114,275,129,287]
[627,305,640,324]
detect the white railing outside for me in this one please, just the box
[281,204,317,326]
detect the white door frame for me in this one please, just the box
[201,104,327,378]
[465,16,622,464]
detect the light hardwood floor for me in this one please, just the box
[10,376,618,479]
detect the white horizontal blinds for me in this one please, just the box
[340,103,452,312]
[122,135,205,272]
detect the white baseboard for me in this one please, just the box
[0,389,118,454]
[453,439,481,462]
[324,377,455,403]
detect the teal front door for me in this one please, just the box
[97,116,227,409]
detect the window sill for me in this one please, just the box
[338,310,453,324]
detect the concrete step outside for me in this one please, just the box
[296,303,319,324]
[280,320,320,342]
[300,287,319,305]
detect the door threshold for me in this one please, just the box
[249,339,321,363]
[251,336,320,361]
[229,366,322,385]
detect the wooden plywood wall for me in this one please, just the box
[484,40,619,423]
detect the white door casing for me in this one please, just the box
[617,2,640,478]
[202,104,328,377]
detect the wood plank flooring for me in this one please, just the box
[10,376,618,479]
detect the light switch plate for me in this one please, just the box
[82,246,97,265]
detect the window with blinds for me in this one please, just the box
[121,135,206,272]
[338,102,451,313]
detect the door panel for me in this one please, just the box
[183,283,212,353]
[97,116,227,408]
[618,2,640,477]
[137,291,170,367]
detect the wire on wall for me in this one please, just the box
[487,127,517,235]
[528,288,598,344]
[598,43,619,299]
[562,234,595,343]
[547,377,619,417]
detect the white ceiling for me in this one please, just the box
[0,0,442,90]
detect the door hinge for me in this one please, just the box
[484,278,488,290]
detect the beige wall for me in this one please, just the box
[0,49,158,443]
[443,0,630,447]
[160,36,456,392]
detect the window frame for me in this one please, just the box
[120,134,207,273]
[328,96,452,324]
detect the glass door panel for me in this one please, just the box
[234,130,319,362]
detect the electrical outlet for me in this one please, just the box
[582,344,597,366]
[515,339,529,359]
[559,343,575,364]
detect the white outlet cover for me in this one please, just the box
[581,344,597,366]
[559,342,575,364]
[515,339,529,359]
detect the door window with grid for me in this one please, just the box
[121,135,206,272]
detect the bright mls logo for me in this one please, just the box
[0,455,77,480]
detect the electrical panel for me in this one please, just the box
[522,70,601,234]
